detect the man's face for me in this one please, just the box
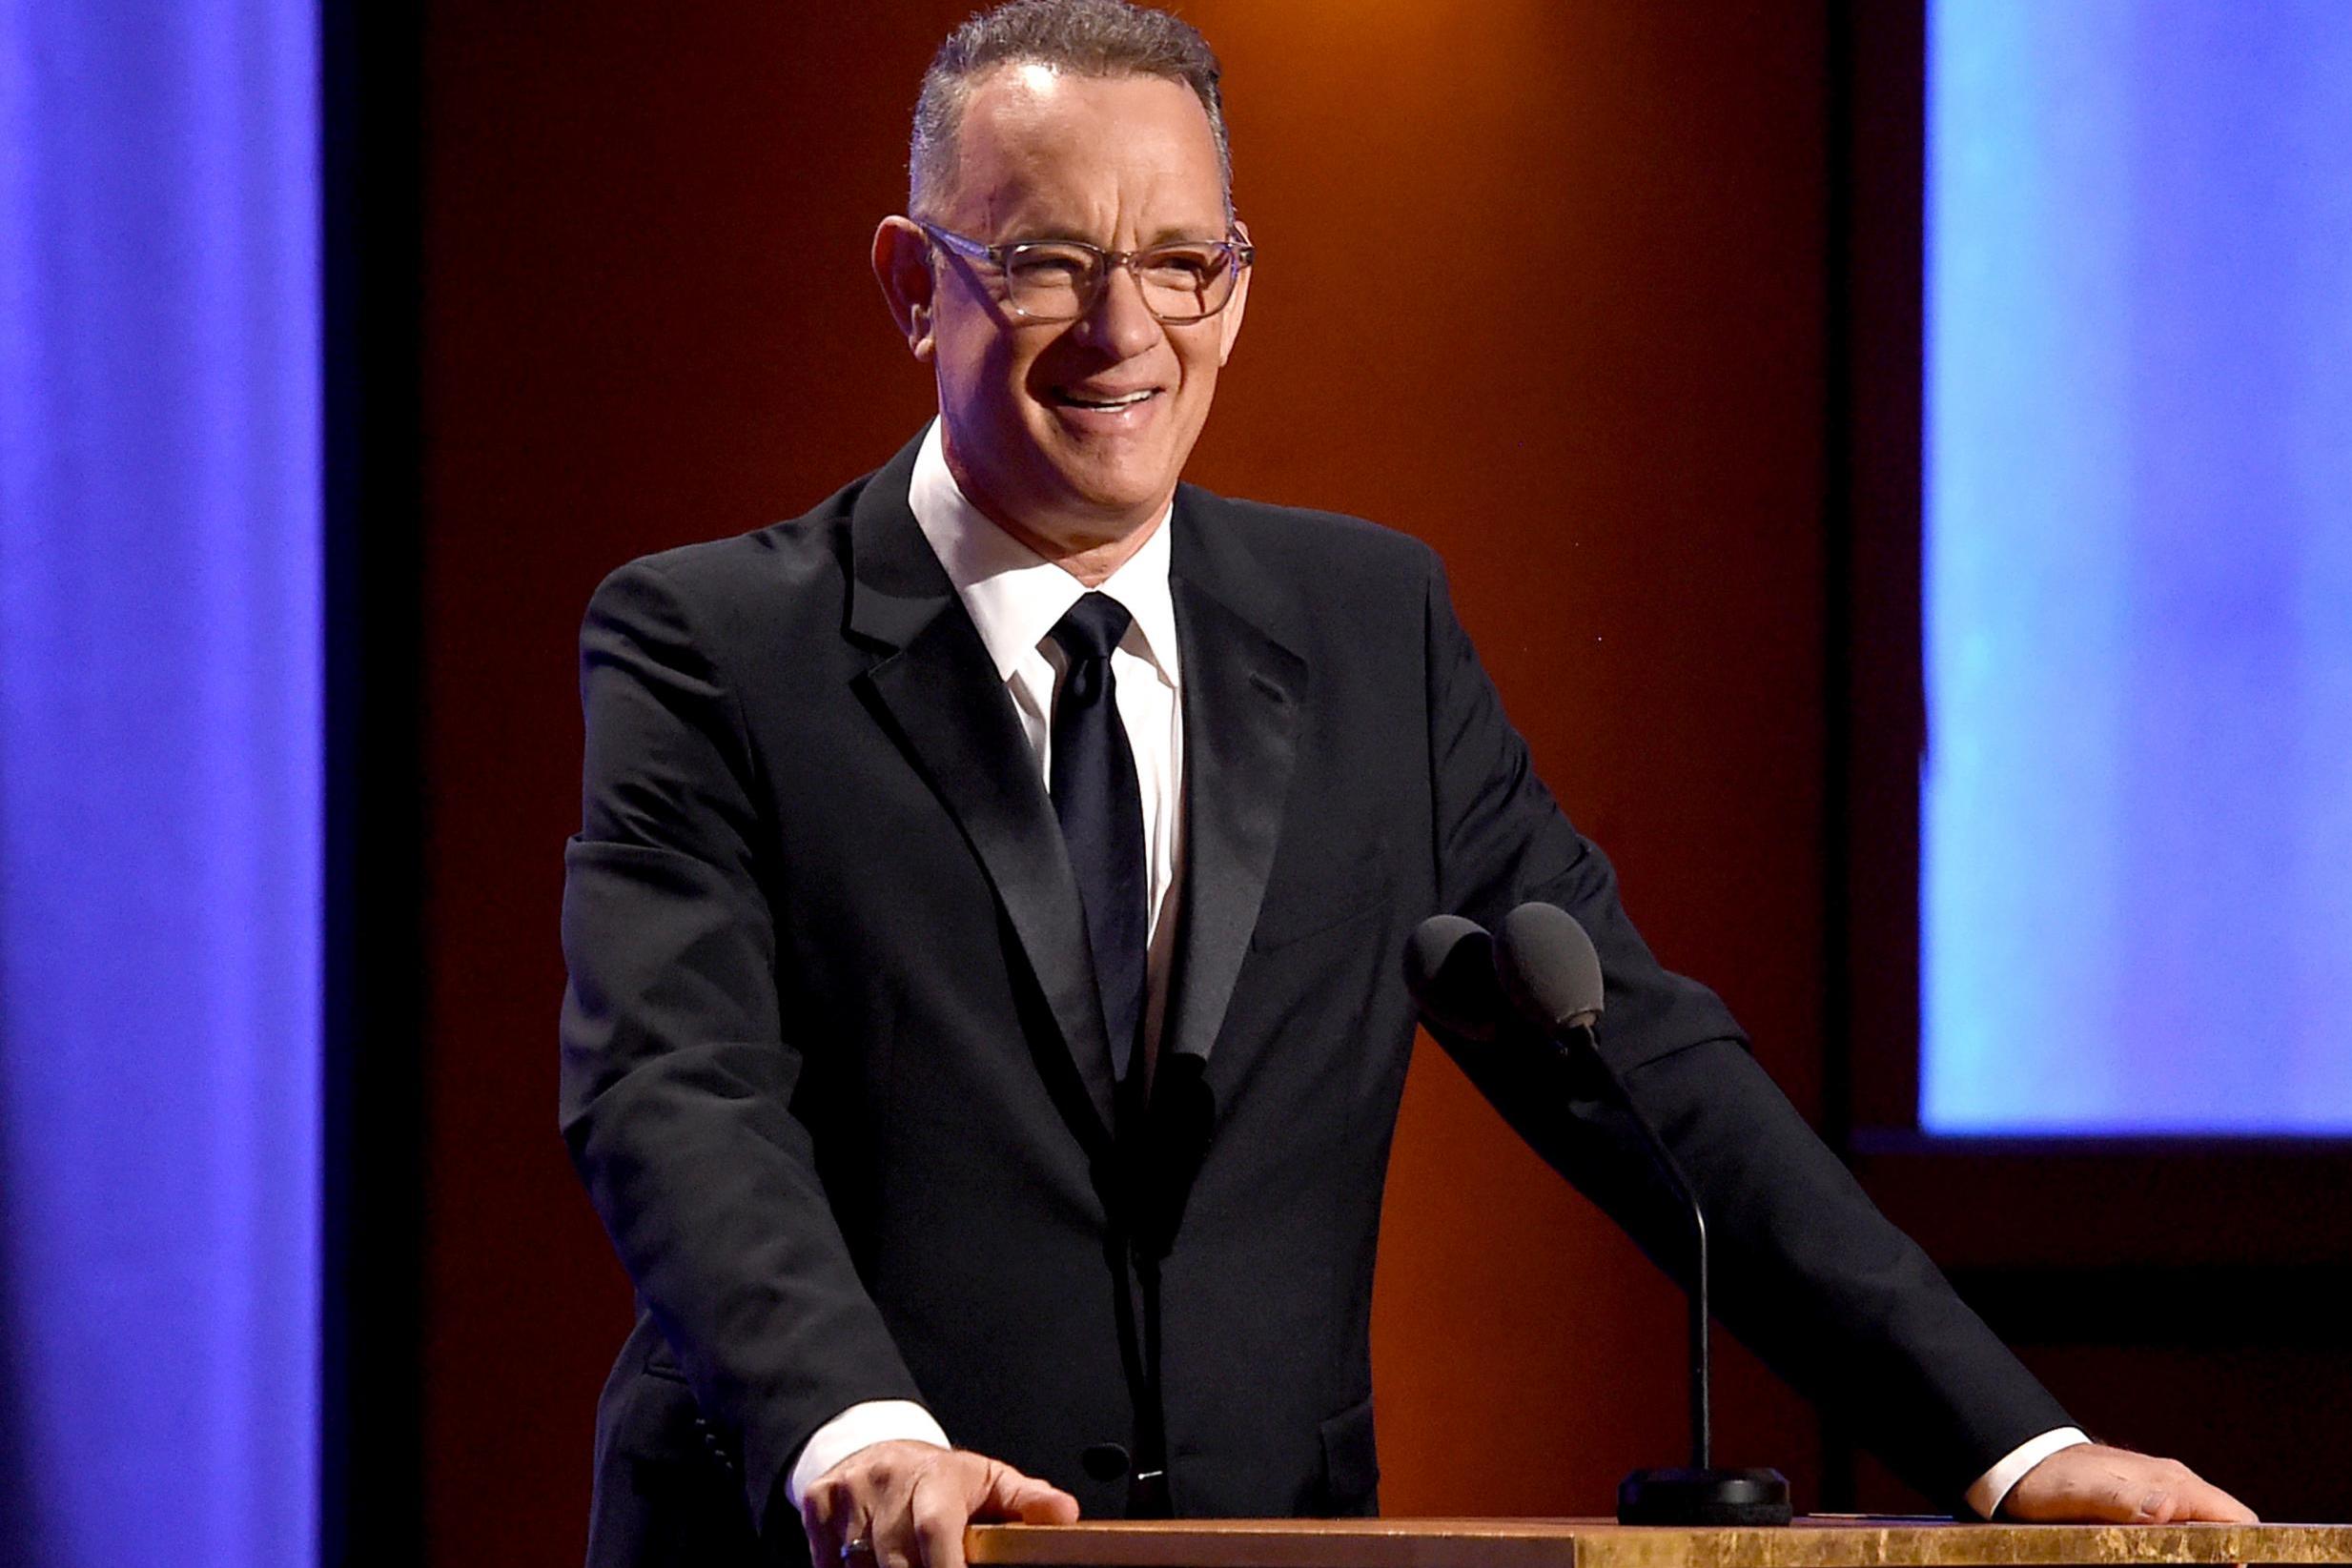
[913,67,1245,552]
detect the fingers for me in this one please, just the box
[801,1443,912,1568]
[971,1456,1082,1525]
[800,1466,869,1565]
[2104,1456,2260,1526]
[2162,1473,2260,1525]
[803,1442,1079,1568]
[910,1467,970,1568]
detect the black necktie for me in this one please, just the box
[1048,593,1147,1085]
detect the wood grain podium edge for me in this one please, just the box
[966,1518,2352,1568]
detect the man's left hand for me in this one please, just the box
[2000,1443,2258,1524]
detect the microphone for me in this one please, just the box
[1402,914,1501,1041]
[1488,902,1792,1529]
[1492,900,1604,1034]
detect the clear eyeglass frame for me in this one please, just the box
[916,221,1255,325]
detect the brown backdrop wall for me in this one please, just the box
[419,4,1830,1560]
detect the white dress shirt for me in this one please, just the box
[783,421,2083,1515]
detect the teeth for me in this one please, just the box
[1064,389,1154,409]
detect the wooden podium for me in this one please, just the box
[968,1518,2352,1568]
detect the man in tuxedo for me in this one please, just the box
[559,4,2253,1565]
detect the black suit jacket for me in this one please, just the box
[560,435,2069,1565]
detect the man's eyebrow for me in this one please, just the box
[989,221,1228,247]
[1143,224,1227,247]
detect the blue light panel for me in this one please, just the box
[0,1,321,1561]
[1924,1,2352,1131]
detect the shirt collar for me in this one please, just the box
[907,418,1180,689]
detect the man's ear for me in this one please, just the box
[872,216,937,362]
[1217,217,1252,366]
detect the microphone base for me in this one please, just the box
[1616,1467,1793,1527]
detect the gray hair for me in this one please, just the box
[909,0,1233,222]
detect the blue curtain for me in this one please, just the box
[0,0,321,1562]
[1925,0,2352,1131]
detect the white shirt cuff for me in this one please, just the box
[1965,1426,2091,1518]
[786,1399,951,1513]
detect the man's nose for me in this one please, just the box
[1075,260,1162,359]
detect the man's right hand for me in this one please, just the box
[800,1440,1081,1568]
[1998,1442,2257,1525]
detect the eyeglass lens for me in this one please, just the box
[1001,242,1238,322]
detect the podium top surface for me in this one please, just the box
[966,1517,2352,1568]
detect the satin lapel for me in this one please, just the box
[847,446,1118,1143]
[1163,501,1308,1084]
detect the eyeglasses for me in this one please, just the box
[917,222,1254,325]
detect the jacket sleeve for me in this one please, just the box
[1416,553,2073,1505]
[560,557,927,1536]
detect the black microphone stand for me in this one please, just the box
[1480,902,1790,1527]
[1545,1018,1790,1526]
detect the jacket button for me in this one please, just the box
[1080,1442,1132,1482]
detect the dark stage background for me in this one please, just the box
[374,5,2345,1563]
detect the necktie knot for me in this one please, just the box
[1051,593,1133,666]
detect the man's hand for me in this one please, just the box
[801,1439,1080,1568]
[2000,1443,2258,1524]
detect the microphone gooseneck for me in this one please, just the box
[1480,902,1791,1528]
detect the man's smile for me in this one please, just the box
[1048,385,1161,410]
[1044,383,1167,436]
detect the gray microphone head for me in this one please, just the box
[1403,914,1501,1042]
[1493,901,1605,1034]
